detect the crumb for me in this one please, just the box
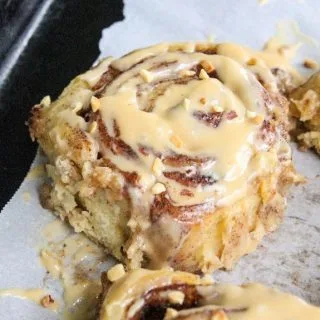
[170,134,183,148]
[23,192,31,203]
[199,69,210,80]
[247,58,257,66]
[200,97,206,105]
[107,264,126,282]
[90,96,101,112]
[303,58,318,69]
[41,295,55,308]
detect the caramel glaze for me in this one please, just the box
[79,42,293,267]
[30,41,298,270]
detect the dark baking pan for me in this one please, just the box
[0,0,124,209]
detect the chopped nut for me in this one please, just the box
[179,70,196,77]
[167,291,185,304]
[40,95,51,107]
[91,96,101,112]
[164,308,178,320]
[246,110,263,124]
[246,110,257,119]
[211,105,224,113]
[41,295,55,308]
[200,60,215,73]
[152,158,165,176]
[199,97,206,105]
[278,45,290,57]
[73,101,83,113]
[199,68,210,80]
[152,182,166,194]
[251,114,264,124]
[170,134,183,148]
[211,310,228,320]
[183,98,191,110]
[107,264,126,282]
[88,121,97,134]
[140,69,154,83]
[246,57,257,66]
[303,58,318,69]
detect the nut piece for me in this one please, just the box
[91,96,101,112]
[41,295,55,308]
[152,158,165,176]
[40,95,51,108]
[303,58,318,69]
[183,98,191,110]
[167,290,185,304]
[180,70,196,77]
[211,105,224,112]
[170,134,183,148]
[246,110,257,119]
[246,57,257,66]
[199,97,206,105]
[88,121,97,134]
[164,308,178,320]
[251,114,264,124]
[73,101,83,113]
[246,110,263,124]
[152,182,166,194]
[140,69,154,83]
[107,263,126,282]
[200,60,215,73]
[211,310,228,320]
[199,68,210,80]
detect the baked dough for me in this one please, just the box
[98,268,320,320]
[289,71,320,154]
[29,42,299,272]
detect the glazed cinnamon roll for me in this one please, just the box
[98,268,320,320]
[29,42,300,272]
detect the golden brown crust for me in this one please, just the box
[289,71,320,154]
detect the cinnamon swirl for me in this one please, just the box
[98,268,320,320]
[29,42,299,272]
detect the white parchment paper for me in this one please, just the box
[1,1,319,319]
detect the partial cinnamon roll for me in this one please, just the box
[29,42,300,272]
[289,71,320,155]
[98,268,320,320]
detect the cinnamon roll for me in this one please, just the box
[289,71,320,155]
[29,42,299,272]
[98,268,320,320]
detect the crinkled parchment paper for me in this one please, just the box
[0,0,319,319]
